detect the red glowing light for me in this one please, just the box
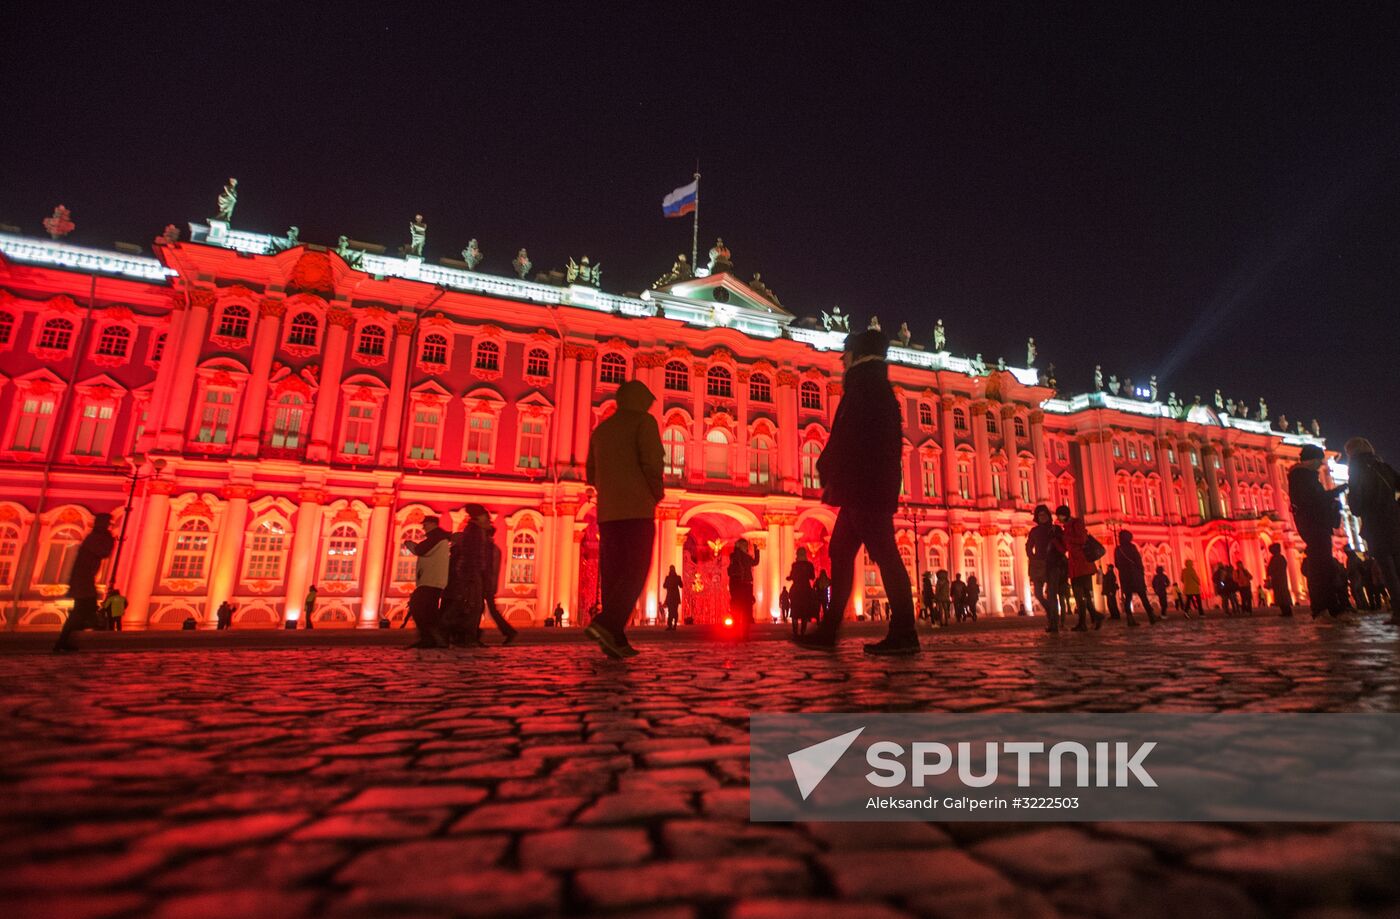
[723,617,734,627]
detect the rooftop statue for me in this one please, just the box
[1225,397,1236,415]
[997,356,1006,372]
[1311,418,1321,437]
[1045,363,1057,389]
[1296,421,1306,435]
[1149,375,1159,401]
[1278,414,1289,433]
[1167,392,1180,412]
[155,224,181,246]
[1193,394,1202,407]
[933,319,946,351]
[567,255,602,287]
[335,235,364,269]
[462,238,483,270]
[708,237,733,273]
[821,306,850,332]
[971,353,987,376]
[1123,377,1134,397]
[897,322,912,346]
[1109,374,1120,395]
[653,254,693,289]
[749,273,782,307]
[513,248,533,280]
[1093,364,1103,391]
[1258,397,1268,421]
[868,315,882,332]
[271,226,300,253]
[1026,336,1037,367]
[43,205,75,240]
[214,178,238,223]
[406,214,427,258]
[1214,389,1224,410]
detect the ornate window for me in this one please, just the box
[1055,441,1068,463]
[749,372,772,403]
[599,352,627,385]
[215,304,251,340]
[408,404,443,462]
[1132,476,1148,517]
[342,403,377,456]
[0,311,13,347]
[267,394,308,451]
[1014,416,1027,439]
[918,402,936,429]
[72,401,116,458]
[801,440,823,490]
[1113,440,1123,459]
[705,428,730,479]
[707,365,733,398]
[287,312,319,348]
[957,459,973,500]
[95,325,131,359]
[148,332,167,365]
[517,416,546,469]
[800,380,822,410]
[474,340,501,372]
[37,318,74,354]
[1056,475,1075,513]
[41,525,84,584]
[921,453,940,498]
[322,524,360,582]
[1018,466,1033,505]
[168,519,211,580]
[749,434,775,486]
[662,426,686,478]
[465,413,495,466]
[1143,444,1153,463]
[0,522,20,587]
[525,347,551,378]
[420,333,449,367]
[1127,441,1138,461]
[194,389,235,446]
[1148,478,1162,517]
[245,520,287,581]
[664,360,689,392]
[986,411,998,434]
[999,545,1015,592]
[395,525,425,583]
[356,324,387,357]
[509,531,537,585]
[991,462,1008,500]
[11,391,57,452]
[953,408,968,431]
[1117,475,1131,515]
[962,546,978,580]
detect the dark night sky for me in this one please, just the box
[4,4,1398,457]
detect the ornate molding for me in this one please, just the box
[327,307,355,329]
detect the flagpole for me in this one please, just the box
[691,164,700,269]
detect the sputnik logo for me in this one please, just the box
[788,727,864,800]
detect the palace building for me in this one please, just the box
[0,218,1339,630]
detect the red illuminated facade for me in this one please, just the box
[0,223,1338,630]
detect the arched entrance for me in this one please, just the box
[577,510,600,621]
[680,511,753,625]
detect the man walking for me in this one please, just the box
[1287,444,1346,618]
[584,379,665,659]
[1114,531,1157,626]
[1344,438,1400,623]
[53,513,115,653]
[1150,566,1170,619]
[663,565,683,630]
[1267,543,1294,616]
[474,521,519,645]
[101,586,126,631]
[796,328,919,655]
[1102,565,1122,620]
[403,515,452,648]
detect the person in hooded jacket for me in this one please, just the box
[1102,565,1122,620]
[1113,530,1157,626]
[663,565,683,630]
[1150,566,1170,619]
[1180,560,1204,617]
[1026,504,1066,632]
[1057,506,1102,631]
[585,380,665,659]
[1345,438,1400,623]
[795,328,919,655]
[728,538,760,635]
[404,515,453,649]
[788,548,818,636]
[920,571,935,622]
[965,573,980,621]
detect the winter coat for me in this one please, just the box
[787,559,818,620]
[1113,534,1148,592]
[1150,571,1169,595]
[663,572,683,606]
[1026,523,1067,580]
[409,526,453,590]
[1287,463,1341,538]
[1061,517,1096,579]
[1180,563,1202,595]
[586,380,665,522]
[1346,452,1400,550]
[817,358,903,513]
[1267,554,1289,586]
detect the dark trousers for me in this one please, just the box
[54,596,99,650]
[408,586,446,646]
[1069,574,1096,626]
[1153,591,1167,616]
[596,518,655,638]
[1184,594,1203,614]
[1301,532,1339,614]
[1106,590,1122,619]
[1270,577,1294,615]
[1122,586,1156,620]
[1238,587,1253,613]
[1368,543,1400,615]
[665,601,680,629]
[818,505,916,638]
[476,593,518,639]
[1034,570,1065,630]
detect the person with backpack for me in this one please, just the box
[52,514,115,653]
[950,573,968,622]
[1056,505,1103,630]
[1345,438,1400,623]
[1150,566,1170,619]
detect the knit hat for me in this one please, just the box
[843,328,889,359]
[1299,444,1325,462]
[463,503,490,519]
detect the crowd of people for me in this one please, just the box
[46,329,1400,656]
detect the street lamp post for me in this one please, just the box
[110,455,165,584]
[902,502,928,616]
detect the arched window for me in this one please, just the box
[95,325,131,358]
[1148,478,1162,517]
[1014,416,1027,439]
[195,387,235,445]
[662,427,686,478]
[464,414,494,466]
[323,524,360,582]
[705,428,730,479]
[1132,477,1147,517]
[1018,466,1032,505]
[509,531,537,584]
[1117,475,1130,515]
[1056,475,1075,514]
[41,525,83,584]
[395,525,425,583]
[928,544,946,574]
[1144,443,1154,463]
[991,463,1009,500]
[800,380,822,410]
[216,305,251,339]
[918,402,936,428]
[953,407,967,431]
[525,348,551,378]
[707,365,733,398]
[38,318,73,352]
[956,459,973,500]
[245,520,287,581]
[749,372,771,403]
[986,411,998,434]
[474,340,501,372]
[599,352,627,384]
[664,360,689,392]
[0,523,20,587]
[0,311,13,346]
[1127,441,1138,461]
[749,434,774,486]
[420,333,448,366]
[998,545,1015,591]
[168,519,211,580]
[921,452,940,498]
[287,312,318,347]
[150,332,167,363]
[357,324,387,357]
[962,546,977,580]
[1261,485,1274,512]
[268,394,307,450]
[802,440,823,490]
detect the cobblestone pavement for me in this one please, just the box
[3,613,1400,918]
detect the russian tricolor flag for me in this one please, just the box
[662,179,698,218]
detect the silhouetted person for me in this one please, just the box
[403,515,452,648]
[304,585,318,629]
[1233,561,1254,614]
[796,328,919,655]
[1057,505,1101,630]
[663,565,683,630]
[215,600,234,630]
[585,380,664,660]
[472,522,518,645]
[787,547,818,637]
[1026,504,1066,633]
[933,569,951,626]
[101,587,126,631]
[1267,543,1293,616]
[553,603,565,628]
[1344,548,1374,611]
[53,514,114,653]
[920,571,935,622]
[727,538,760,634]
[1287,444,1346,618]
[951,573,968,622]
[1180,560,1204,616]
[1343,435,1399,617]
[1150,566,1170,619]
[1102,565,1122,620]
[442,505,487,645]
[814,569,831,619]
[1215,564,1237,614]
[965,574,980,621]
[1114,530,1156,626]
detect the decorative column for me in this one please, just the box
[554,345,579,472]
[282,488,327,626]
[1221,446,1242,518]
[307,307,354,462]
[358,493,394,627]
[141,298,187,453]
[1001,404,1019,463]
[979,525,1001,615]
[1201,445,1223,520]
[1076,435,1101,514]
[688,361,707,485]
[375,316,416,466]
[157,288,216,450]
[570,347,597,474]
[827,379,843,422]
[203,484,253,626]
[124,480,174,630]
[736,368,751,473]
[1029,410,1049,504]
[776,370,799,493]
[656,505,680,616]
[639,353,665,424]
[554,499,579,619]
[537,504,558,622]
[949,527,964,581]
[1011,526,1031,613]
[1178,440,1199,523]
[1156,437,1180,524]
[940,397,958,505]
[764,512,785,621]
[971,401,994,506]
[234,298,285,455]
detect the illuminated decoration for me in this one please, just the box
[42,205,75,240]
[0,211,1342,633]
